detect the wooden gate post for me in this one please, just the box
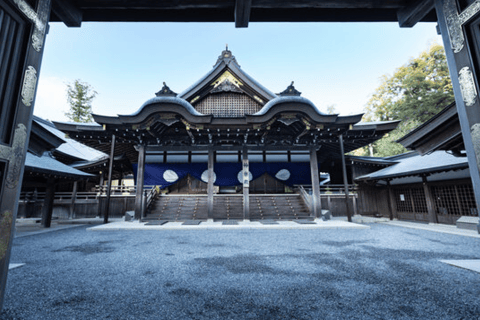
[435,0,480,232]
[0,0,52,310]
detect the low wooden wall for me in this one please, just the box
[356,185,390,217]
[18,196,136,219]
[320,194,358,217]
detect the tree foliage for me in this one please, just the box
[357,43,455,157]
[65,79,97,123]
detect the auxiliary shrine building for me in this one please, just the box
[55,48,397,221]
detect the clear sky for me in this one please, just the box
[34,21,443,122]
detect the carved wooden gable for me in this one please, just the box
[192,70,262,117]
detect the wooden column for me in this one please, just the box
[134,144,146,220]
[207,149,214,219]
[422,176,438,224]
[242,148,250,220]
[386,181,394,220]
[69,181,78,219]
[0,0,52,310]
[339,135,352,222]
[41,178,56,228]
[104,134,116,224]
[388,185,397,220]
[436,0,480,232]
[309,147,321,218]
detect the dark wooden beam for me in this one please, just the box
[309,147,321,218]
[235,0,252,27]
[104,134,116,224]
[207,149,214,218]
[339,135,352,222]
[242,147,250,219]
[397,0,434,27]
[134,145,146,220]
[52,0,83,27]
[41,178,56,228]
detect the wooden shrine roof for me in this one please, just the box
[53,48,400,165]
[397,103,464,156]
[50,0,437,28]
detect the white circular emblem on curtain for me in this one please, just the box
[237,170,253,183]
[275,169,291,181]
[201,170,216,183]
[163,170,179,183]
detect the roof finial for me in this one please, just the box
[278,81,301,96]
[215,45,239,66]
[155,82,177,97]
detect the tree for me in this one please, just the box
[358,43,455,157]
[65,79,97,123]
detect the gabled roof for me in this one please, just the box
[25,152,94,180]
[355,151,468,182]
[396,103,463,155]
[179,47,277,104]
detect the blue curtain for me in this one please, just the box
[133,162,319,188]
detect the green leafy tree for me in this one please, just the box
[357,43,454,157]
[65,79,97,123]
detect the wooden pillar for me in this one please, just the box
[41,178,56,228]
[386,181,394,220]
[242,148,250,220]
[69,181,78,219]
[134,144,146,220]
[339,135,352,222]
[207,149,214,219]
[309,147,321,218]
[422,176,438,224]
[0,0,52,310]
[388,185,397,220]
[435,0,480,232]
[104,134,116,224]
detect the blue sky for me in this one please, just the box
[34,22,442,121]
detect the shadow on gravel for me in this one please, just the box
[52,241,115,255]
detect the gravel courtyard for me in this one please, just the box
[1,224,480,319]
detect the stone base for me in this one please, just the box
[456,216,479,231]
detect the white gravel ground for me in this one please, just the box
[2,224,480,319]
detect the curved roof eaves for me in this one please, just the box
[253,96,325,116]
[133,96,203,117]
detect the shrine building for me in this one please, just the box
[55,48,398,222]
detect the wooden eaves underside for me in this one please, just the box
[51,0,437,28]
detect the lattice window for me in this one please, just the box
[394,187,427,213]
[431,184,478,216]
[194,93,261,117]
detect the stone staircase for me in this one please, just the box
[144,195,208,221]
[249,194,312,220]
[144,194,311,221]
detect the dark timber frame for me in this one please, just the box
[0,0,51,309]
[1,0,477,312]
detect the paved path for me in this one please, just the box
[87,218,370,231]
[2,223,480,319]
